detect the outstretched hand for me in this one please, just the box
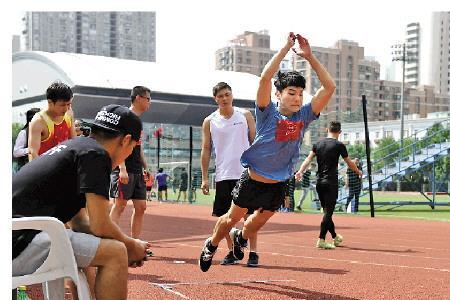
[291,34,312,59]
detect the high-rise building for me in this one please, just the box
[405,22,420,87]
[215,30,276,76]
[12,35,20,53]
[430,11,450,95]
[293,39,449,124]
[23,12,156,62]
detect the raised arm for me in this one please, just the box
[292,34,336,115]
[200,118,212,195]
[257,32,296,109]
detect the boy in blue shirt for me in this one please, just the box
[199,32,336,272]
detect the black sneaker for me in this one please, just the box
[220,251,238,265]
[230,228,247,260]
[247,251,259,267]
[198,237,216,272]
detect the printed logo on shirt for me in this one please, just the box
[44,144,68,156]
[233,121,244,126]
[275,120,304,142]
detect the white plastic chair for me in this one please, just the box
[12,217,91,300]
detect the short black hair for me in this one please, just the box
[158,168,163,173]
[131,86,151,103]
[46,81,73,102]
[274,71,306,92]
[328,121,341,133]
[212,82,232,97]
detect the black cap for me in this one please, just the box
[90,105,142,141]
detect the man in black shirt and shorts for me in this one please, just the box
[12,105,151,299]
[110,86,151,239]
[297,121,362,249]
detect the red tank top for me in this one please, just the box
[38,111,72,155]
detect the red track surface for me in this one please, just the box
[28,201,450,299]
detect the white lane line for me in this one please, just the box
[149,279,296,299]
[172,243,450,273]
[256,240,450,261]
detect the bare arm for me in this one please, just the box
[67,108,77,139]
[84,193,149,264]
[296,151,316,181]
[257,32,296,109]
[27,117,44,161]
[244,110,256,144]
[200,118,212,195]
[140,146,148,171]
[343,157,363,177]
[292,35,336,115]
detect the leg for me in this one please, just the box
[298,188,308,209]
[110,198,127,225]
[131,200,147,239]
[244,213,257,252]
[89,239,128,300]
[242,209,275,241]
[211,203,248,246]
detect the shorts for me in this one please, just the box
[146,186,152,192]
[179,183,188,192]
[110,170,146,200]
[12,229,100,276]
[212,179,238,217]
[232,170,287,212]
[158,185,168,192]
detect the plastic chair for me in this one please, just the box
[12,217,91,300]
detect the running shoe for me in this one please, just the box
[230,228,247,260]
[199,237,216,272]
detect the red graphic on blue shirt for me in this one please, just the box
[275,120,304,142]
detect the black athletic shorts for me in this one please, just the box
[232,170,287,212]
[212,180,238,217]
[179,184,188,192]
[109,170,146,200]
[158,185,168,192]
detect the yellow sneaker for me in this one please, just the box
[333,234,344,247]
[316,238,335,249]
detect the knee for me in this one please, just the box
[134,203,147,215]
[107,240,128,266]
[113,201,127,211]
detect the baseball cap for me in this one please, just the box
[90,104,142,141]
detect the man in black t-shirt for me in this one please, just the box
[110,86,151,239]
[12,105,151,300]
[297,121,362,249]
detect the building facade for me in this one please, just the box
[215,30,276,76]
[405,22,420,87]
[430,11,450,95]
[294,39,449,125]
[23,12,156,62]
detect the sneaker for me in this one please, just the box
[230,228,247,260]
[316,238,335,249]
[198,237,217,272]
[246,252,259,267]
[333,234,344,247]
[220,251,238,265]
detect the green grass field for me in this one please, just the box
[164,189,450,222]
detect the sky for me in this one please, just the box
[7,1,450,82]
[1,0,449,295]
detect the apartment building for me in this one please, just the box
[23,12,156,62]
[215,30,276,76]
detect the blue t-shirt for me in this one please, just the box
[241,101,318,181]
[156,172,169,186]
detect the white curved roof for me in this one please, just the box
[12,51,262,101]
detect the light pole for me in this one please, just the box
[391,43,406,151]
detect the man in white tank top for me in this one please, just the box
[201,82,259,266]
